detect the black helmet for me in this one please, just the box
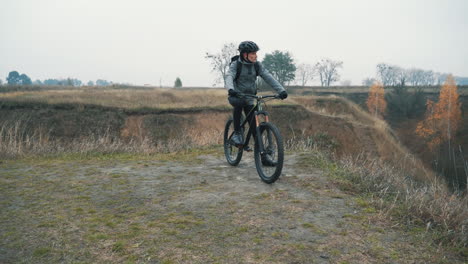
[238,41,259,53]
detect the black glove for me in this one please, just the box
[228,89,239,97]
[278,90,288,99]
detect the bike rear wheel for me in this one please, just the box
[224,118,243,166]
[254,122,284,183]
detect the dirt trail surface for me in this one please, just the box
[0,150,461,263]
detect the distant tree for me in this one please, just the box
[295,63,315,87]
[395,67,407,87]
[205,42,237,86]
[42,78,81,86]
[405,68,435,86]
[33,80,43,85]
[423,70,435,86]
[315,58,343,87]
[455,76,468,85]
[96,79,110,86]
[87,80,95,86]
[19,74,32,85]
[0,79,3,85]
[407,68,424,86]
[174,77,183,88]
[44,79,59,85]
[366,82,386,118]
[64,78,82,86]
[73,79,82,86]
[376,63,405,86]
[262,50,296,86]
[416,75,461,150]
[362,77,377,86]
[434,72,449,85]
[7,71,21,85]
[376,63,393,86]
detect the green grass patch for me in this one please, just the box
[32,247,52,258]
[112,241,126,253]
[302,223,327,235]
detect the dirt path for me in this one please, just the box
[0,150,461,263]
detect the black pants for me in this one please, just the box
[228,96,257,136]
[233,104,257,134]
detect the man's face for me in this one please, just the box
[244,52,257,62]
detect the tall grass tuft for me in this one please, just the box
[0,121,219,159]
[337,154,467,250]
[288,134,467,250]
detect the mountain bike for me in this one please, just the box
[223,94,284,184]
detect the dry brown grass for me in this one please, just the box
[0,120,204,159]
[0,87,230,109]
[337,154,468,250]
[291,95,435,183]
[0,87,291,110]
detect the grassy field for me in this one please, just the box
[0,86,295,111]
[1,148,466,263]
[0,87,229,110]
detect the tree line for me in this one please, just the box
[3,70,185,88]
[2,71,113,87]
[205,43,344,87]
[367,63,457,87]
[206,43,468,88]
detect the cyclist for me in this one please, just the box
[225,41,288,148]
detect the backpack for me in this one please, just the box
[230,55,260,82]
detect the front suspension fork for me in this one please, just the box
[254,111,269,155]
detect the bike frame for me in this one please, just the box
[232,94,278,154]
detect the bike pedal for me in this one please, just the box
[243,146,253,152]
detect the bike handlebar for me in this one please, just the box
[237,93,280,100]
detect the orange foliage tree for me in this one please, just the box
[416,75,462,149]
[366,81,387,118]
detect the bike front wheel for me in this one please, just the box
[254,122,284,184]
[224,118,243,166]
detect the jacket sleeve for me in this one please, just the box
[258,62,285,93]
[224,62,237,91]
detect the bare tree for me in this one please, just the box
[205,42,237,86]
[407,68,425,86]
[422,70,435,86]
[315,58,343,87]
[384,66,436,87]
[376,63,405,86]
[435,72,449,85]
[295,63,315,87]
[376,63,393,86]
[395,66,407,86]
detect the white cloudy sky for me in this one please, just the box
[1,0,467,86]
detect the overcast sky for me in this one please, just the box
[1,0,467,86]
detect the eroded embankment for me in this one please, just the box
[0,97,433,181]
